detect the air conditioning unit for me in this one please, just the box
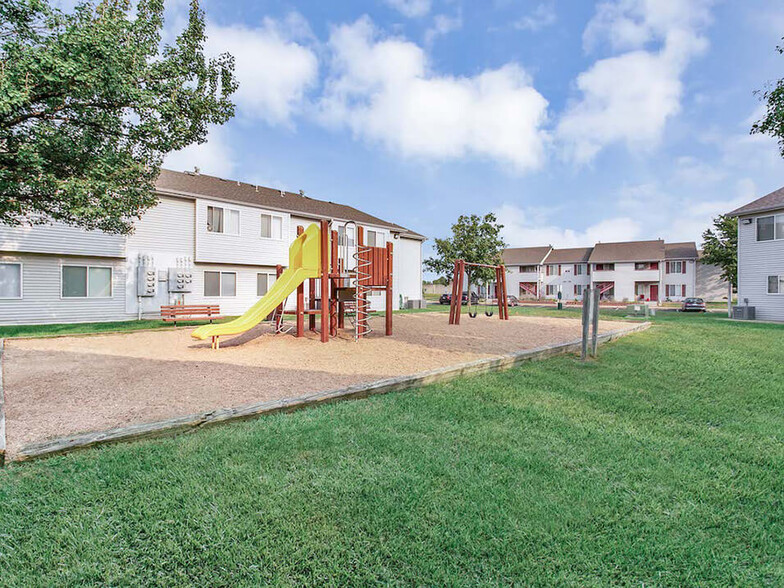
[732,305,755,320]
[136,255,157,297]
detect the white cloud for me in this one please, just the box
[614,180,751,243]
[205,15,318,125]
[384,0,431,18]
[425,12,463,45]
[319,18,549,171]
[163,126,236,178]
[583,0,713,53]
[558,0,713,163]
[515,3,557,32]
[493,203,642,248]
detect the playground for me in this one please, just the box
[2,312,629,458]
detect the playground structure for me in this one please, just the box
[192,219,393,349]
[448,259,509,325]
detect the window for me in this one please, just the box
[260,213,283,239]
[61,265,112,298]
[635,262,659,271]
[0,262,22,299]
[519,265,537,273]
[757,216,775,241]
[338,225,355,247]
[594,263,615,271]
[667,261,685,274]
[204,271,236,297]
[768,275,784,294]
[546,284,557,296]
[574,284,584,296]
[366,230,384,247]
[666,284,678,297]
[546,264,559,276]
[257,273,277,297]
[574,264,585,275]
[207,206,239,234]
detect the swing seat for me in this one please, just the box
[485,311,494,317]
[468,311,477,318]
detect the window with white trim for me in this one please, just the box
[574,284,584,296]
[768,275,784,294]
[366,230,385,247]
[666,284,682,297]
[546,284,557,296]
[207,206,239,235]
[61,265,112,298]
[756,215,784,241]
[338,225,355,247]
[0,262,22,299]
[260,213,283,239]
[204,271,236,297]
[667,261,684,273]
[257,272,277,297]
[519,265,537,273]
[574,264,585,275]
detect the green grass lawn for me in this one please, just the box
[1,313,782,585]
[0,317,237,339]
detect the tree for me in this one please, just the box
[424,213,506,296]
[0,0,237,234]
[702,214,737,316]
[701,215,738,286]
[751,37,784,156]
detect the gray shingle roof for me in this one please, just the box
[588,240,665,263]
[545,247,594,263]
[728,185,784,217]
[665,242,698,260]
[502,246,552,265]
[154,169,425,240]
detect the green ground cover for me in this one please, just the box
[0,312,781,585]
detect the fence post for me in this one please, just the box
[581,287,591,361]
[590,286,600,357]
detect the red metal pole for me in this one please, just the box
[320,219,330,343]
[449,259,460,324]
[385,241,393,336]
[296,226,305,337]
[452,259,465,325]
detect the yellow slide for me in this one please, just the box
[191,223,323,341]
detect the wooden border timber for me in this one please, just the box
[0,339,6,467]
[11,322,651,463]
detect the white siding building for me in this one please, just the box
[500,240,700,303]
[729,186,784,322]
[0,169,425,325]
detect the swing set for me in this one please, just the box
[448,259,509,325]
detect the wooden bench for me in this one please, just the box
[160,304,223,326]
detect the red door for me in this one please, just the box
[649,284,659,302]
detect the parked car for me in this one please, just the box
[507,295,519,307]
[439,292,479,305]
[462,292,479,305]
[681,297,707,312]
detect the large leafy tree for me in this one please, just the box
[751,37,784,156]
[702,214,737,316]
[0,0,237,234]
[424,213,506,296]
[701,215,738,287]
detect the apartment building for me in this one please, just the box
[729,185,784,321]
[500,239,700,303]
[0,169,425,325]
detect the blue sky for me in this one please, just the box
[157,0,784,257]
